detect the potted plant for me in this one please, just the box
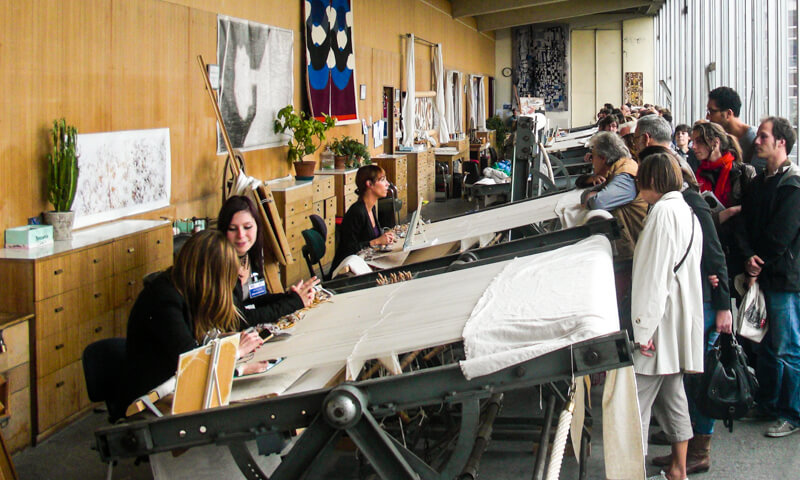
[44,118,79,241]
[330,136,371,169]
[273,105,335,179]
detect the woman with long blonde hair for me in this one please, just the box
[124,230,264,406]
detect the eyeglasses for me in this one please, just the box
[706,108,723,115]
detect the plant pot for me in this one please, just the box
[334,155,348,170]
[293,160,317,180]
[43,211,75,241]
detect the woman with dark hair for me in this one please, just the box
[125,230,267,409]
[330,165,395,273]
[692,121,756,215]
[632,153,704,480]
[218,195,316,328]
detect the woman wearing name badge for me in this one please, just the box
[217,195,317,328]
[125,230,267,408]
[330,165,396,273]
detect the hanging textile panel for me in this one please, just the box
[512,24,567,112]
[217,15,294,153]
[305,0,358,122]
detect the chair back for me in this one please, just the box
[308,214,327,239]
[301,228,327,279]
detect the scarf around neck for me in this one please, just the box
[696,151,735,207]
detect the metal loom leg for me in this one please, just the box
[532,393,557,480]
[345,408,420,480]
[269,415,341,480]
[227,441,269,480]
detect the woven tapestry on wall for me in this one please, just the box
[305,0,358,122]
[624,72,643,106]
[217,15,294,153]
[512,25,567,112]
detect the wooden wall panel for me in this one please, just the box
[0,0,494,233]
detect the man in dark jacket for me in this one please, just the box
[734,116,800,438]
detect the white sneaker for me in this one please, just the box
[765,420,799,438]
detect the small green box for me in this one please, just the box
[5,225,54,249]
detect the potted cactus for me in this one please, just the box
[330,136,371,169]
[43,118,79,241]
[273,106,335,179]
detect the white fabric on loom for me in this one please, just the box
[459,235,619,379]
[467,75,476,130]
[433,45,451,142]
[477,76,486,130]
[402,34,415,147]
[445,70,455,134]
[554,188,614,228]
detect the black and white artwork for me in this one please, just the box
[217,15,294,153]
[72,128,171,228]
[512,25,567,112]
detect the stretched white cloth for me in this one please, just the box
[554,188,615,228]
[402,35,416,147]
[467,75,476,130]
[460,235,619,380]
[445,70,456,135]
[433,45,451,142]
[477,76,486,130]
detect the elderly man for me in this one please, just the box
[707,86,762,172]
[735,116,800,438]
[580,131,648,260]
[634,115,696,179]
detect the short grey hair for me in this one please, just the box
[636,115,673,144]
[587,131,631,165]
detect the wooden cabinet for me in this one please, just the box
[315,168,358,218]
[0,313,32,454]
[0,219,172,444]
[269,178,315,286]
[476,130,497,148]
[373,154,408,221]
[312,176,337,267]
[399,149,435,213]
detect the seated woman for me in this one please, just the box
[633,153,704,480]
[330,165,396,273]
[124,230,267,407]
[217,195,317,328]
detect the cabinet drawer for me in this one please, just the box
[36,328,80,379]
[144,227,173,265]
[80,281,113,319]
[83,243,114,284]
[34,253,82,301]
[114,265,146,307]
[38,362,81,432]
[1,368,30,454]
[324,197,336,219]
[312,175,335,202]
[0,320,29,373]
[341,193,358,216]
[35,289,81,339]
[312,200,325,218]
[280,197,313,218]
[79,311,114,354]
[284,213,312,232]
[114,235,145,273]
[144,255,172,278]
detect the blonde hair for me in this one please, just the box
[171,230,241,340]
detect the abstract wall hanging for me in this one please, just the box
[512,25,568,112]
[217,15,294,153]
[305,0,358,123]
[72,128,171,228]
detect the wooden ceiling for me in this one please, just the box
[450,0,666,31]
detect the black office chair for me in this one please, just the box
[301,228,327,280]
[83,337,128,423]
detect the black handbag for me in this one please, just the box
[687,333,759,432]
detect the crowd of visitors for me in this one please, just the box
[584,87,799,480]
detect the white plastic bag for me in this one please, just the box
[734,274,768,343]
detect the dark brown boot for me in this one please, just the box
[685,434,711,474]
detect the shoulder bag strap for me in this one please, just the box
[673,210,696,274]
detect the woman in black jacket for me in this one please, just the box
[125,230,266,406]
[218,195,316,328]
[330,165,396,273]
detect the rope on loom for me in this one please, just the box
[544,383,575,480]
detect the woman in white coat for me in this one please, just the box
[632,153,704,480]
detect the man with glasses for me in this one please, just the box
[633,115,696,181]
[707,86,763,173]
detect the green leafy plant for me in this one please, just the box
[273,106,335,163]
[47,118,79,212]
[486,115,509,158]
[330,136,371,168]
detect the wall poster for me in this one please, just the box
[624,72,644,106]
[305,0,358,123]
[512,25,568,112]
[72,128,171,228]
[217,15,294,153]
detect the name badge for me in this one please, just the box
[248,279,267,298]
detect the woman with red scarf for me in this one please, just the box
[692,121,756,218]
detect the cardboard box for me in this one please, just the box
[4,225,53,249]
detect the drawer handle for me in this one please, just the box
[54,343,64,350]
[127,280,136,286]
[127,247,135,253]
[94,292,102,298]
[54,306,64,313]
[94,326,103,333]
[54,268,64,275]
[55,381,65,388]
[93,258,100,264]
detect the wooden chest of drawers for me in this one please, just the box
[373,154,408,221]
[316,168,358,218]
[269,178,316,286]
[0,313,32,454]
[399,150,435,213]
[0,220,172,443]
